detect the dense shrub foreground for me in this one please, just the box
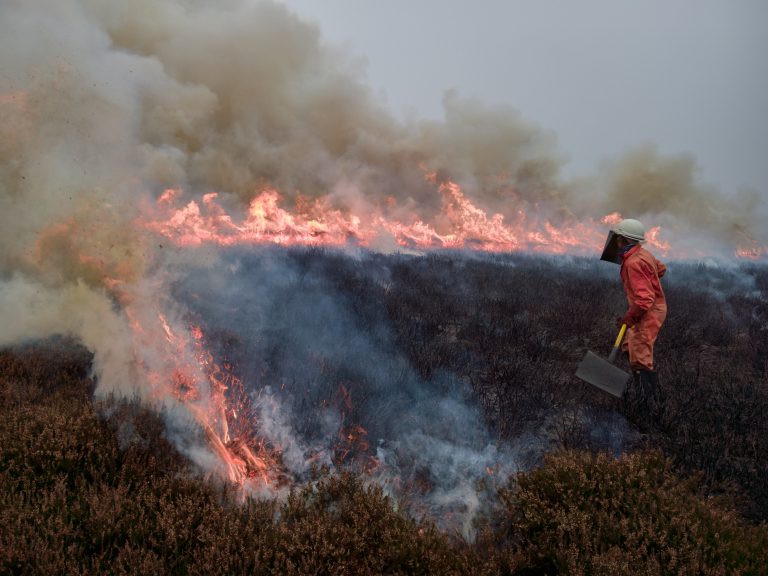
[2,340,767,575]
[494,451,768,575]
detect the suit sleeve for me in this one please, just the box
[622,259,658,325]
[628,259,657,312]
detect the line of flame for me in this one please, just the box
[141,179,681,258]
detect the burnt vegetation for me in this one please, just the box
[2,250,767,574]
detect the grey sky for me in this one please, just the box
[277,0,767,196]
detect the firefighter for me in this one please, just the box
[602,218,667,412]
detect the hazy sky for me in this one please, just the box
[277,0,767,196]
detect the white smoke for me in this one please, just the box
[0,275,137,394]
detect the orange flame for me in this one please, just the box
[142,177,681,257]
[127,305,288,490]
[735,243,768,261]
[140,174,768,259]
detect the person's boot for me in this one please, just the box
[625,369,657,433]
[637,369,659,431]
[622,371,644,428]
[639,370,658,401]
[649,370,667,428]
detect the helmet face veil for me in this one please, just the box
[600,230,622,264]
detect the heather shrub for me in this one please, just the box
[499,450,768,575]
[270,471,486,575]
[0,341,483,575]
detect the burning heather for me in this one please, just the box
[1,0,767,538]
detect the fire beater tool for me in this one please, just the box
[575,324,631,397]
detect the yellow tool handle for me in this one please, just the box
[614,323,627,348]
[607,324,627,363]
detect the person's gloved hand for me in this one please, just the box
[620,314,637,328]
[620,305,644,328]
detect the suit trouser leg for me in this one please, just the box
[625,306,666,371]
[622,306,666,429]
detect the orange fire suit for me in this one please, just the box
[619,245,667,371]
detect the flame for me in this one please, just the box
[140,166,767,260]
[600,212,623,226]
[735,243,768,261]
[142,176,681,257]
[645,226,671,255]
[127,304,288,490]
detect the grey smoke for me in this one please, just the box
[169,246,517,536]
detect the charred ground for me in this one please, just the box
[1,249,767,574]
[178,248,768,518]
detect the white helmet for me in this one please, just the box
[612,218,645,243]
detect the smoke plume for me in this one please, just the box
[4,0,763,265]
